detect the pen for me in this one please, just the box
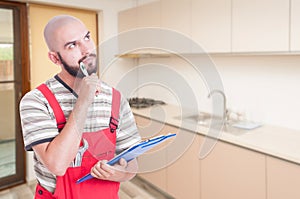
[79,62,100,96]
[79,62,89,77]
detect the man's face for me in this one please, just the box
[54,21,97,78]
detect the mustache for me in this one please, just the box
[78,53,97,64]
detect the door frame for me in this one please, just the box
[0,0,30,190]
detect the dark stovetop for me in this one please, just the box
[128,97,166,109]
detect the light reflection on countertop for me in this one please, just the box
[132,104,300,165]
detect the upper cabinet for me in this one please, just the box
[118,1,161,32]
[118,8,137,33]
[118,1,161,54]
[232,0,289,52]
[119,0,297,54]
[191,0,231,53]
[137,1,161,28]
[290,0,300,52]
[161,0,192,53]
[161,0,190,36]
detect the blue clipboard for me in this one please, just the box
[76,133,176,184]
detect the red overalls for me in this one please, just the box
[35,84,121,199]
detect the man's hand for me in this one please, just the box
[90,158,138,182]
[77,73,101,103]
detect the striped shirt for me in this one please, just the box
[19,75,141,192]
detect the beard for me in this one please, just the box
[57,52,98,78]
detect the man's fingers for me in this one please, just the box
[91,161,114,179]
[119,158,127,168]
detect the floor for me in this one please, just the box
[0,177,174,199]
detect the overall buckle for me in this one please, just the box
[109,117,118,133]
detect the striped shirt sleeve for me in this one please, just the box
[19,89,59,151]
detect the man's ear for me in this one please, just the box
[48,52,60,65]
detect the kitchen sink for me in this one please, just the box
[174,112,256,136]
[174,113,246,135]
[173,112,213,126]
[174,112,228,128]
[183,112,211,121]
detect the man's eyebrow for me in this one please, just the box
[85,31,91,37]
[63,31,91,48]
[64,40,76,48]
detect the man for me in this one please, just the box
[19,15,141,199]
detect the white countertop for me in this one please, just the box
[132,104,300,165]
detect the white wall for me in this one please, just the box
[212,55,300,130]
[110,54,300,131]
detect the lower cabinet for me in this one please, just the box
[166,129,202,199]
[135,115,202,198]
[266,156,300,199]
[134,115,300,199]
[135,115,168,192]
[201,140,266,199]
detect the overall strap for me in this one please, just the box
[37,84,66,131]
[109,88,121,133]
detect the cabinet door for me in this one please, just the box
[161,0,192,53]
[290,0,300,51]
[137,1,161,28]
[201,140,266,199]
[267,156,300,199]
[232,0,289,52]
[118,7,137,33]
[118,2,161,54]
[161,0,190,35]
[118,7,137,54]
[135,115,169,192]
[191,0,231,53]
[118,1,161,30]
[166,132,202,199]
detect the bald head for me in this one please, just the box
[44,15,85,51]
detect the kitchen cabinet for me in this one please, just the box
[118,7,137,54]
[118,8,137,33]
[135,115,168,192]
[136,1,161,28]
[266,156,300,199]
[161,0,192,53]
[232,0,289,52]
[166,130,202,199]
[191,0,231,53]
[135,115,202,198]
[119,0,293,54]
[290,0,300,51]
[201,140,266,199]
[161,0,190,36]
[118,1,160,31]
[118,2,161,55]
[134,113,300,199]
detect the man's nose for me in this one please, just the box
[80,42,91,55]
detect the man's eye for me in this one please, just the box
[68,43,76,49]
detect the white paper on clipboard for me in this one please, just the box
[76,133,176,184]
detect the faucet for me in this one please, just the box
[207,89,228,123]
